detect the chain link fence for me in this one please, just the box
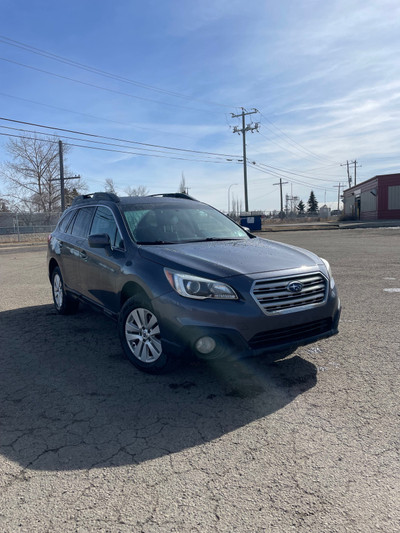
[0,211,61,243]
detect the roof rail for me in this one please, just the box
[71,192,120,206]
[148,193,197,201]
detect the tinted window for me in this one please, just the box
[90,206,123,248]
[70,207,95,238]
[58,210,74,233]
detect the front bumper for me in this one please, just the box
[161,308,340,360]
[154,284,341,361]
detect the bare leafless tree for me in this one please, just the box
[124,185,149,196]
[104,178,117,194]
[230,196,243,217]
[178,173,187,194]
[0,135,84,213]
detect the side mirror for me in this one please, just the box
[88,233,111,248]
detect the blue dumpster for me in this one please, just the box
[240,215,262,231]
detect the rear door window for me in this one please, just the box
[58,210,75,233]
[70,207,95,238]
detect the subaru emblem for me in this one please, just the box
[287,281,303,293]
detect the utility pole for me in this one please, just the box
[273,178,288,218]
[231,108,259,213]
[341,159,361,188]
[333,183,345,212]
[58,140,65,212]
[341,160,352,188]
[353,159,361,186]
[55,140,80,211]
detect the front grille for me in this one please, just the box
[249,318,332,350]
[251,272,328,314]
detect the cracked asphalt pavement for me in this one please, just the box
[0,228,399,532]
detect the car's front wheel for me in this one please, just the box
[118,297,176,374]
[51,266,79,315]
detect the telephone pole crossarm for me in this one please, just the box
[341,159,361,188]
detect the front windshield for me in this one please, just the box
[122,203,249,244]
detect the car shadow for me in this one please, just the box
[0,304,317,471]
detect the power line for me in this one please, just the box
[257,129,328,165]
[254,168,335,192]
[0,131,236,164]
[250,163,335,192]
[307,163,342,171]
[0,91,230,143]
[0,91,140,127]
[0,34,355,175]
[0,116,240,158]
[252,161,342,183]
[65,142,233,163]
[0,118,349,189]
[0,35,350,171]
[0,124,232,161]
[0,34,232,109]
[0,56,213,114]
[259,111,340,165]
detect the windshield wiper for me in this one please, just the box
[193,237,243,242]
[136,240,176,245]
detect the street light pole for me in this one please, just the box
[228,183,238,214]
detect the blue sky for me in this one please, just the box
[1,0,399,212]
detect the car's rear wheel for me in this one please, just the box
[118,296,176,373]
[51,267,79,315]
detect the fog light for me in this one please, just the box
[195,336,216,355]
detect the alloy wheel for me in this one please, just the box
[125,308,162,363]
[53,273,64,309]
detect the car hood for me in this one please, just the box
[138,237,322,278]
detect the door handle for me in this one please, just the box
[80,251,88,260]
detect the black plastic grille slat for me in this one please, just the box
[252,273,328,313]
[249,318,332,349]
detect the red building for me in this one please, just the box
[343,173,400,220]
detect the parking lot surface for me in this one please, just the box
[0,228,399,532]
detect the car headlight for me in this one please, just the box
[321,258,332,277]
[164,269,238,300]
[321,258,335,289]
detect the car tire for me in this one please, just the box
[118,296,176,374]
[51,266,79,315]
